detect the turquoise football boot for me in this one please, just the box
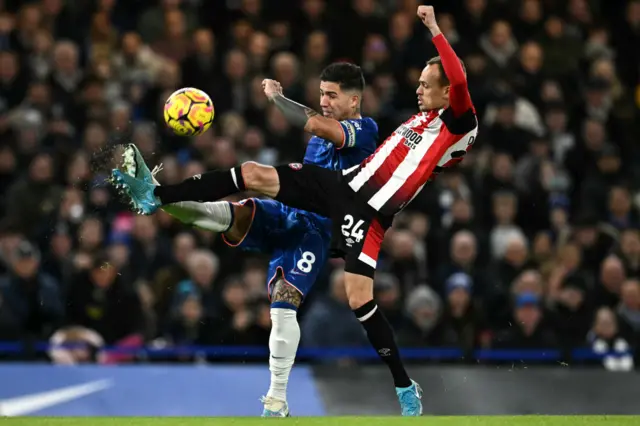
[110,169,161,215]
[119,143,155,183]
[396,380,423,416]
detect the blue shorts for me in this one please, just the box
[222,198,331,299]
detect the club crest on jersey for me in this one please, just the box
[289,163,303,170]
[398,124,423,149]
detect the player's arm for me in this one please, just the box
[418,6,472,116]
[271,94,347,146]
[263,80,347,146]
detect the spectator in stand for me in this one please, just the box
[302,270,369,349]
[493,292,558,349]
[0,240,63,341]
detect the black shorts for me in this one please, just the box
[275,163,393,279]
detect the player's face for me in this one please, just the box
[416,65,449,112]
[319,81,358,120]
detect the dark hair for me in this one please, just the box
[319,62,365,92]
[426,56,467,87]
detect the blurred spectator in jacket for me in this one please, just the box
[0,240,63,341]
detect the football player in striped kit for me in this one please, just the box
[111,5,478,416]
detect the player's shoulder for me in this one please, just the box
[440,107,478,135]
[340,116,378,133]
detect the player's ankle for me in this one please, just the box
[265,390,287,404]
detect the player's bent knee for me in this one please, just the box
[348,294,373,310]
[269,307,300,353]
[240,161,279,197]
[344,272,375,310]
[224,203,253,243]
[270,279,302,310]
[270,307,298,335]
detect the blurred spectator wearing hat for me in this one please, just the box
[493,292,557,350]
[398,286,442,347]
[169,249,220,323]
[0,240,63,344]
[65,254,144,346]
[550,273,593,349]
[437,273,490,352]
[435,230,486,297]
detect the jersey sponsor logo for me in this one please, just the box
[342,121,357,148]
[397,124,423,149]
[288,163,303,170]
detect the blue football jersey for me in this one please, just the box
[303,117,378,170]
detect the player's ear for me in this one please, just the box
[443,85,451,99]
[351,93,360,110]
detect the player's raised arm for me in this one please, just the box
[263,79,347,147]
[418,6,472,116]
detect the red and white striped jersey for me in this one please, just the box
[343,107,478,216]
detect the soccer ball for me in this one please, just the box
[163,87,215,136]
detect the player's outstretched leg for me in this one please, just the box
[260,279,301,417]
[115,143,258,234]
[110,160,280,215]
[346,272,423,416]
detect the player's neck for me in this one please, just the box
[425,104,447,114]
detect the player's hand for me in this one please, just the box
[417,5,440,34]
[262,79,283,101]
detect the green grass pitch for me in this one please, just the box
[0,417,638,426]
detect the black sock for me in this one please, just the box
[353,300,411,388]
[154,166,245,204]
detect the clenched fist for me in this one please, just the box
[417,5,439,33]
[262,79,283,100]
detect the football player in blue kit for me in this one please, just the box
[116,63,377,417]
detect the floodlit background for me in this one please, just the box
[0,0,639,417]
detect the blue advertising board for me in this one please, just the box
[0,364,325,416]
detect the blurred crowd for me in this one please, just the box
[0,0,639,369]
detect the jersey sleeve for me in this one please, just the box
[337,118,378,151]
[431,33,473,116]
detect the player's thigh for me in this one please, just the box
[273,163,338,218]
[336,209,391,281]
[268,230,330,306]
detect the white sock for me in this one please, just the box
[266,308,300,402]
[161,201,232,232]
